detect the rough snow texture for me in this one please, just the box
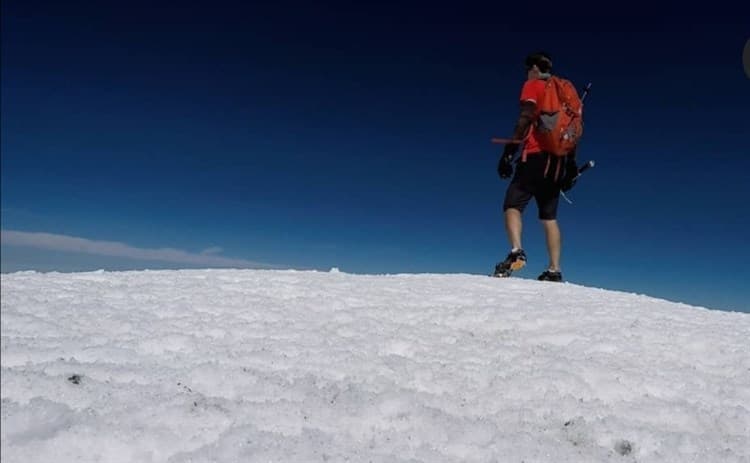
[1,269,749,462]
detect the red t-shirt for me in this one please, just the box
[519,78,547,156]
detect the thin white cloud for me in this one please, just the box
[200,246,223,255]
[1,230,275,269]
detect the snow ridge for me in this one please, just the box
[2,269,748,462]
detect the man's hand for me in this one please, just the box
[497,144,518,179]
[498,155,514,179]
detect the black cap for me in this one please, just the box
[525,51,552,73]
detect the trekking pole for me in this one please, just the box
[574,83,594,178]
[561,83,593,205]
[580,82,592,102]
[577,160,595,176]
[560,160,596,204]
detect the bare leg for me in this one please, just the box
[504,208,523,250]
[541,219,561,271]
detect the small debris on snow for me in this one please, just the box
[615,439,633,456]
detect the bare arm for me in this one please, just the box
[503,100,537,158]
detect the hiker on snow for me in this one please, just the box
[494,51,583,281]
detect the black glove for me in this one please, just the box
[560,156,578,192]
[497,144,518,179]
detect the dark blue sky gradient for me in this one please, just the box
[2,1,748,312]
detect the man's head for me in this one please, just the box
[525,51,552,79]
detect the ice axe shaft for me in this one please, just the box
[561,159,595,205]
[491,137,524,145]
[581,82,592,102]
[577,160,594,176]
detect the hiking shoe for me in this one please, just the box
[537,270,563,282]
[492,249,527,277]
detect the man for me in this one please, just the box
[493,51,578,281]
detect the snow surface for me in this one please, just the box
[1,269,749,462]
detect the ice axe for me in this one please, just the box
[560,160,595,204]
[577,159,595,176]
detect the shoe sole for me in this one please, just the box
[538,273,563,282]
[510,260,526,271]
[491,267,512,277]
[492,255,526,278]
[492,262,524,278]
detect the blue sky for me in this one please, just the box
[2,1,748,313]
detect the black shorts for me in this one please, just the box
[502,152,562,220]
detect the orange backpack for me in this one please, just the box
[534,76,584,156]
